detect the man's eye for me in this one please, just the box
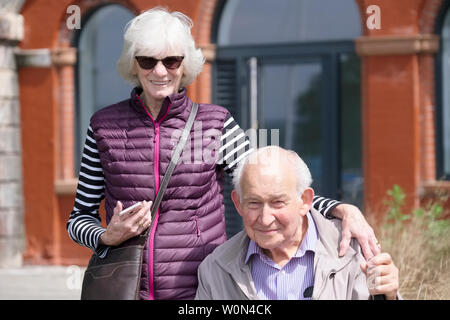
[248,202,261,208]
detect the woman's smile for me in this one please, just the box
[150,80,171,86]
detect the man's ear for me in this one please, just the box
[231,190,243,217]
[299,187,314,214]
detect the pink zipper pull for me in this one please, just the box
[154,126,159,143]
[194,217,200,237]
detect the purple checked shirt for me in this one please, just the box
[245,211,318,300]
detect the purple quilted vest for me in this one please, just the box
[90,87,228,299]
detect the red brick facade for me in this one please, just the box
[17,0,450,265]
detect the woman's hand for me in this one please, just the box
[361,253,399,300]
[332,204,380,260]
[99,200,153,246]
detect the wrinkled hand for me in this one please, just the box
[361,253,399,300]
[332,204,380,260]
[100,200,153,246]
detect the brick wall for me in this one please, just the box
[18,0,212,265]
[418,0,443,183]
[418,0,450,216]
[356,0,450,218]
[16,0,450,265]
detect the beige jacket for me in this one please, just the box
[195,208,372,300]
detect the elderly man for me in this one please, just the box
[195,146,399,300]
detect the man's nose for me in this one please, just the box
[259,204,275,226]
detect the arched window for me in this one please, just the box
[217,0,361,45]
[74,5,134,171]
[213,0,362,236]
[438,4,450,180]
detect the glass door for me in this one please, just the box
[214,47,362,237]
[256,59,325,193]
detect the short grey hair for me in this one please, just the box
[117,6,205,88]
[232,146,313,197]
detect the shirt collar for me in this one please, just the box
[245,238,263,264]
[245,211,318,264]
[130,86,188,122]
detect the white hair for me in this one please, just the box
[117,6,205,88]
[232,146,313,197]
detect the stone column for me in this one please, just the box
[0,0,26,267]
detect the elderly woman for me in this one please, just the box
[67,7,379,300]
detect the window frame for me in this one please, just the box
[71,4,135,174]
[214,41,356,199]
[212,0,363,237]
[434,0,450,180]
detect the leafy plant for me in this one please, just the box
[384,184,450,237]
[378,185,450,299]
[385,184,409,223]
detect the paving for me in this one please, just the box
[0,265,85,300]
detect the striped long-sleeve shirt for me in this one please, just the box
[67,114,341,257]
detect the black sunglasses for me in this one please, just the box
[135,56,184,70]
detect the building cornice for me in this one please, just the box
[355,34,440,56]
[15,47,77,68]
[198,43,216,62]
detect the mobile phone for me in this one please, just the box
[118,201,143,217]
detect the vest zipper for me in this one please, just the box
[136,94,171,300]
[194,216,201,237]
[148,122,160,300]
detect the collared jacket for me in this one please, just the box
[195,208,373,300]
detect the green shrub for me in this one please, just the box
[378,185,450,299]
